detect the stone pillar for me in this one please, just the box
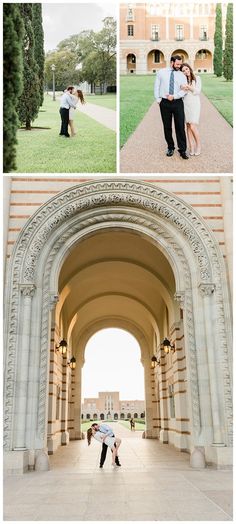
[74,355,83,439]
[144,359,155,437]
[159,349,168,444]
[47,295,60,455]
[199,283,225,446]
[61,355,69,446]
[219,177,233,302]
[13,284,36,450]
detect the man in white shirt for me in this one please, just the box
[92,423,121,468]
[154,55,188,159]
[59,86,76,137]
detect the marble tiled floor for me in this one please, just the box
[4,423,233,521]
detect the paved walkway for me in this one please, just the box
[78,102,116,131]
[4,423,232,521]
[120,94,233,173]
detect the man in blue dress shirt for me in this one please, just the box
[92,422,121,468]
[154,55,188,159]
[59,86,76,137]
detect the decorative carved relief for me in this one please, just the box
[3,181,232,449]
[174,291,185,309]
[199,283,216,297]
[19,284,36,297]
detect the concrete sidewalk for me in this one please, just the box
[77,102,116,131]
[4,423,233,521]
[120,94,233,173]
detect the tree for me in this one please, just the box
[80,18,116,92]
[213,4,223,77]
[32,4,45,106]
[44,49,79,91]
[223,3,233,81]
[17,3,40,129]
[3,3,24,172]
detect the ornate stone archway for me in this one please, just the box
[4,180,232,472]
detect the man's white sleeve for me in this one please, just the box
[154,72,162,103]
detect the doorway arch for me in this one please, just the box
[3,180,232,471]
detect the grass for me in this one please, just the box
[15,95,116,173]
[119,420,145,431]
[81,419,145,432]
[120,75,155,147]
[200,74,233,126]
[86,94,116,110]
[120,73,233,147]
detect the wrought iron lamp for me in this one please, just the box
[55,339,67,355]
[68,356,76,369]
[162,338,175,354]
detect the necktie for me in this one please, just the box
[169,70,175,95]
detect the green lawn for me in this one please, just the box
[86,94,116,110]
[120,75,155,147]
[15,95,116,173]
[119,420,145,431]
[200,74,233,126]
[120,73,233,147]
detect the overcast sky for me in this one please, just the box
[82,329,145,401]
[42,2,117,52]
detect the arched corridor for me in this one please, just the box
[3,180,232,475]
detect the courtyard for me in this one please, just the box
[4,423,233,521]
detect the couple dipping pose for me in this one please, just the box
[59,86,85,138]
[155,54,201,159]
[87,423,122,468]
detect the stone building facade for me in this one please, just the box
[82,391,145,420]
[120,3,228,74]
[3,176,233,473]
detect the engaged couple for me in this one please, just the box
[154,54,201,159]
[87,423,122,468]
[59,86,85,138]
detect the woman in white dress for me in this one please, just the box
[181,63,201,156]
[87,427,122,466]
[69,89,85,136]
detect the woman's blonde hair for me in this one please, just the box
[87,427,93,446]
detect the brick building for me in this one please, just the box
[120,3,228,74]
[82,391,145,420]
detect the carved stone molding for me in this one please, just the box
[174,291,185,309]
[199,283,216,297]
[3,180,232,449]
[19,284,36,298]
[48,294,59,311]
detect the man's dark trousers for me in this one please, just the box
[160,98,186,153]
[100,441,119,466]
[59,107,70,137]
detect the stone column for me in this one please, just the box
[144,359,155,437]
[13,284,36,450]
[46,295,59,455]
[199,283,225,446]
[219,177,233,301]
[74,354,83,439]
[61,355,69,446]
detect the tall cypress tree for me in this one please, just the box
[213,3,223,77]
[223,3,233,81]
[18,3,40,129]
[32,4,45,106]
[3,4,24,172]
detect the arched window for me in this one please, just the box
[86,413,90,420]
[134,413,138,418]
[100,413,104,420]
